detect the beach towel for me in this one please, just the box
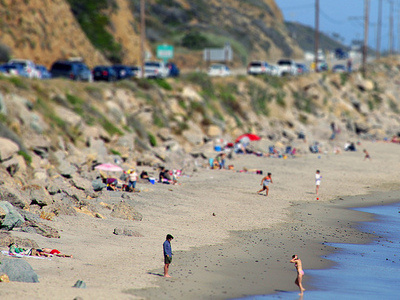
[1,250,51,260]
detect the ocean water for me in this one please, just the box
[237,202,400,300]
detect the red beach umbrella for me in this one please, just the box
[235,133,261,143]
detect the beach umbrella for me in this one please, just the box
[235,133,261,143]
[94,163,124,172]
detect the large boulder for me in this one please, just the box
[21,185,53,208]
[0,137,19,162]
[0,258,39,283]
[0,186,30,209]
[110,201,143,221]
[20,220,60,238]
[0,231,39,248]
[0,201,24,230]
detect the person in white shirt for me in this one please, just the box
[315,170,322,196]
[128,169,138,192]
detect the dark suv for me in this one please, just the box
[50,60,92,81]
[93,66,117,82]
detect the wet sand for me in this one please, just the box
[130,190,400,300]
[0,141,399,299]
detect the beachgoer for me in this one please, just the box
[140,170,149,180]
[219,153,226,169]
[128,169,138,192]
[315,170,321,195]
[290,254,305,295]
[163,234,174,277]
[363,149,371,161]
[257,172,272,196]
[31,248,72,258]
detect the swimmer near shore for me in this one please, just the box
[290,254,306,295]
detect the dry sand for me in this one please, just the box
[0,140,399,299]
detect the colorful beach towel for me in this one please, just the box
[1,250,51,260]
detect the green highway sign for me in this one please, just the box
[157,44,174,61]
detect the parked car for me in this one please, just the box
[335,48,348,59]
[92,66,117,82]
[144,61,169,78]
[8,59,39,78]
[166,62,180,77]
[50,60,92,81]
[317,60,329,72]
[130,66,142,78]
[112,65,133,80]
[0,63,29,77]
[277,59,298,76]
[36,65,52,79]
[208,64,231,77]
[267,64,280,76]
[296,63,309,75]
[332,64,347,73]
[247,61,269,75]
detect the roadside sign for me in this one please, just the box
[157,45,174,62]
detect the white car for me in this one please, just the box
[277,59,298,76]
[208,64,231,77]
[8,59,40,78]
[144,61,168,78]
[247,61,269,75]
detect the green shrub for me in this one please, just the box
[340,73,349,86]
[389,99,400,113]
[248,83,270,116]
[110,149,121,156]
[18,150,32,166]
[276,91,286,107]
[7,76,28,89]
[153,111,165,128]
[148,132,157,147]
[367,100,374,111]
[293,91,312,113]
[185,72,214,98]
[100,118,123,136]
[66,0,122,62]
[0,42,11,62]
[181,31,211,50]
[154,78,172,90]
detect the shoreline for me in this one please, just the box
[129,189,400,299]
[0,141,399,299]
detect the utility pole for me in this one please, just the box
[377,0,382,59]
[362,0,370,77]
[314,0,319,72]
[389,0,394,55]
[140,0,145,78]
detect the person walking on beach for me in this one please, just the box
[258,172,272,196]
[290,254,305,295]
[315,170,321,196]
[363,149,371,161]
[163,234,174,277]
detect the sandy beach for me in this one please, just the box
[1,140,399,299]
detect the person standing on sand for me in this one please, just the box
[290,254,306,295]
[315,170,321,195]
[163,234,174,277]
[363,149,371,161]
[257,172,272,196]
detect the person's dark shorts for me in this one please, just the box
[164,255,172,264]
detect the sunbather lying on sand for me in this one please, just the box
[31,248,72,258]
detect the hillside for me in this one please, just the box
[0,0,303,68]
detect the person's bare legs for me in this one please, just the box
[316,185,319,195]
[296,274,305,294]
[164,263,171,277]
[257,186,265,194]
[265,186,269,196]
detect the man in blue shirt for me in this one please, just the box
[163,234,174,277]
